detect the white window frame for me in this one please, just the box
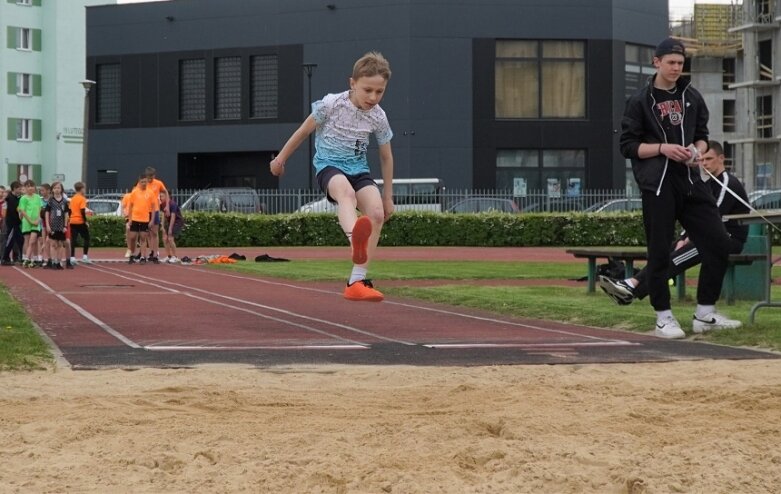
[17,28,31,51]
[17,0,33,5]
[16,119,32,141]
[17,73,31,96]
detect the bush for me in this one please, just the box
[87,212,647,247]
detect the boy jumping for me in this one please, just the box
[270,52,395,302]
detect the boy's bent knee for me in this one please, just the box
[364,208,385,226]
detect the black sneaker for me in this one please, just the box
[1,260,13,266]
[150,256,160,264]
[65,261,74,269]
[128,256,137,265]
[598,275,635,305]
[139,257,147,265]
[54,263,64,270]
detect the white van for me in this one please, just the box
[298,178,445,213]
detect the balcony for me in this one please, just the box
[730,11,779,32]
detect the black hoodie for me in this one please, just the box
[620,74,709,194]
[4,191,21,228]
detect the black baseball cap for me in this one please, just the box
[655,38,686,58]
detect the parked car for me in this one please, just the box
[298,178,445,213]
[298,196,336,213]
[519,197,591,213]
[87,198,124,216]
[446,197,519,213]
[180,188,263,213]
[90,192,126,201]
[749,189,781,210]
[583,198,643,213]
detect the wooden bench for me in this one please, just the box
[566,248,765,304]
[565,248,647,293]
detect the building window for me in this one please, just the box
[96,169,119,189]
[17,0,32,5]
[16,118,32,141]
[17,28,31,50]
[96,64,121,124]
[723,99,736,132]
[756,0,773,22]
[722,58,735,89]
[495,40,586,119]
[250,55,278,119]
[179,59,206,121]
[16,164,37,183]
[757,94,773,138]
[16,73,31,96]
[215,56,242,120]
[723,142,734,171]
[496,149,586,192]
[624,44,655,99]
[759,39,773,80]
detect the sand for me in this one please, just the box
[1,360,780,493]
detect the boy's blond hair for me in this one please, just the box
[352,51,391,81]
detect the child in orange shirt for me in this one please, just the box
[126,176,155,264]
[68,182,91,264]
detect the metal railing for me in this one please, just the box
[84,188,641,214]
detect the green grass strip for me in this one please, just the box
[0,285,52,371]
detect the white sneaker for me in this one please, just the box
[655,315,686,339]
[70,257,77,264]
[168,256,179,264]
[81,255,91,264]
[124,249,132,258]
[692,312,742,333]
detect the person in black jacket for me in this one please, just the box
[1,181,24,265]
[619,38,741,339]
[600,141,749,304]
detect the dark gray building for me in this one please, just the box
[85,0,668,192]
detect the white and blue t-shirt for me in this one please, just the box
[311,90,393,176]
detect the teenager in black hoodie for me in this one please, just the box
[1,181,23,265]
[619,38,741,339]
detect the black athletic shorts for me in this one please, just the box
[316,166,378,203]
[129,221,149,233]
[49,231,66,241]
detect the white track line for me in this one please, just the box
[425,341,639,349]
[15,268,142,348]
[146,344,366,351]
[181,266,634,345]
[85,264,411,346]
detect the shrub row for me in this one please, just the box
[88,212,647,248]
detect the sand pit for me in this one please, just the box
[1,359,780,493]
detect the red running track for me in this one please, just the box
[0,251,775,368]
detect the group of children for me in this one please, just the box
[0,166,184,269]
[0,180,89,269]
[122,167,184,265]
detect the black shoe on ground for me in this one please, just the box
[54,263,64,270]
[139,257,147,265]
[65,261,74,269]
[597,275,635,305]
[150,256,160,264]
[1,260,13,266]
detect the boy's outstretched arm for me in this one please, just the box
[269,115,317,177]
[378,142,394,218]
